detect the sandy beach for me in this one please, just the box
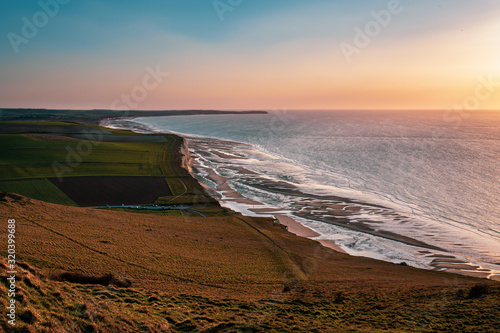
[274,214,347,253]
[187,136,500,280]
[192,152,353,253]
[275,214,320,237]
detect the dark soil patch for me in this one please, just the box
[49,176,172,206]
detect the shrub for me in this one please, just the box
[50,272,114,286]
[454,289,465,299]
[50,271,132,288]
[19,309,37,324]
[334,291,345,304]
[467,283,489,299]
[111,277,132,288]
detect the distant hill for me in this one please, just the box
[0,108,268,125]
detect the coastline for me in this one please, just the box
[2,117,500,331]
[101,117,500,281]
[274,214,347,253]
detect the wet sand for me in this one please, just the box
[316,240,347,254]
[187,136,500,280]
[275,214,320,238]
[275,215,347,254]
[191,155,349,253]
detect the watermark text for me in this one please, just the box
[7,0,71,54]
[6,219,17,326]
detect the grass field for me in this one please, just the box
[0,137,168,178]
[0,179,76,206]
[0,121,215,208]
[1,193,499,332]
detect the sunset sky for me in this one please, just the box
[1,0,499,110]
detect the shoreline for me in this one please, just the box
[274,214,347,253]
[101,118,500,281]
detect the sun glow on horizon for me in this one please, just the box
[1,1,500,111]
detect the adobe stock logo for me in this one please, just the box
[7,0,71,54]
[340,0,404,63]
[213,0,243,21]
[443,74,499,127]
[110,65,169,110]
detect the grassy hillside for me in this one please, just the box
[0,194,499,332]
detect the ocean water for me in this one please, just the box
[110,110,500,278]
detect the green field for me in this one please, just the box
[0,133,168,181]
[0,179,77,206]
[0,121,215,207]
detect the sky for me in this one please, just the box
[0,0,499,111]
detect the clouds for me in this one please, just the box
[0,0,499,110]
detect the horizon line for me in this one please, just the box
[2,107,499,112]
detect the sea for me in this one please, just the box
[104,110,500,279]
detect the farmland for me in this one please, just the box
[0,179,76,206]
[0,121,216,209]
